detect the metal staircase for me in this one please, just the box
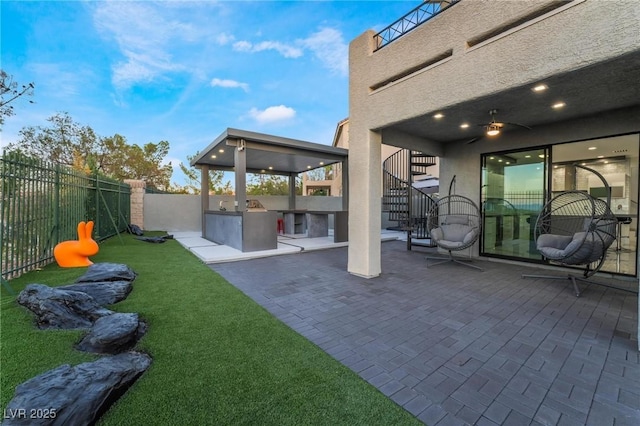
[383,149,438,249]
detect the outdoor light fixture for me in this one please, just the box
[532,84,548,92]
[486,124,501,136]
[433,113,444,119]
[460,123,469,129]
[552,102,566,109]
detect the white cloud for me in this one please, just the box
[93,2,196,88]
[210,78,249,92]
[299,27,348,76]
[232,40,303,58]
[231,27,347,74]
[248,105,296,124]
[216,32,235,45]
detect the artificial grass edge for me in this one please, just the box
[1,233,420,425]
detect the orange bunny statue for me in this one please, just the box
[54,221,99,267]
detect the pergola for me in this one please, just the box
[190,128,349,241]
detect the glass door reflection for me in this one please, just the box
[481,149,548,260]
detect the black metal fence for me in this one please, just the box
[1,150,131,281]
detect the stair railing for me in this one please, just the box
[382,149,437,249]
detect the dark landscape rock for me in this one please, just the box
[76,313,146,354]
[75,263,137,283]
[17,284,113,329]
[2,352,152,426]
[57,280,132,306]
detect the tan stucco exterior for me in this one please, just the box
[348,0,640,278]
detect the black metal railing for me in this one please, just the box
[374,0,460,51]
[382,149,437,247]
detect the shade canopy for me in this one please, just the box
[190,128,348,175]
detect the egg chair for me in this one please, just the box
[426,184,483,271]
[523,165,617,296]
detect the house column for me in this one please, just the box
[348,129,382,278]
[348,30,382,278]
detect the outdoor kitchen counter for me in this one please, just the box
[204,210,277,252]
[278,210,348,242]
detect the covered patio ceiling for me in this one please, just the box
[190,128,348,175]
[385,49,640,145]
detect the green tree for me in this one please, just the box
[0,70,34,127]
[247,174,302,196]
[305,165,333,181]
[12,112,103,170]
[9,112,173,189]
[101,135,173,190]
[178,153,233,195]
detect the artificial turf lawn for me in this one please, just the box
[1,233,420,425]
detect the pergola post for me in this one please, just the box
[200,164,209,237]
[289,173,297,210]
[341,159,349,211]
[234,139,247,212]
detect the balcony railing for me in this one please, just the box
[374,0,460,51]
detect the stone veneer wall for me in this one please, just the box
[124,180,146,229]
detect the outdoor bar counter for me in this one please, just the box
[204,210,277,252]
[280,210,348,242]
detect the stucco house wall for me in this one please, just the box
[348,0,640,278]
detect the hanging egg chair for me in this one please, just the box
[523,165,617,296]
[426,176,483,271]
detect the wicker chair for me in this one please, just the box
[426,194,483,271]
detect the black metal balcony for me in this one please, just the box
[374,0,460,51]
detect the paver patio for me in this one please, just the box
[210,240,639,425]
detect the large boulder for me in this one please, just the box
[75,263,137,283]
[76,313,146,354]
[2,352,152,426]
[17,284,112,329]
[57,281,133,306]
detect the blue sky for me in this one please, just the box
[1,0,419,186]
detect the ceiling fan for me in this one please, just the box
[466,109,531,144]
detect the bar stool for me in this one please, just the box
[277,218,285,234]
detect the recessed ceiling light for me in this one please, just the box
[538,154,545,158]
[581,163,587,166]
[460,123,469,129]
[597,155,604,158]
[268,166,273,170]
[319,162,324,165]
[552,102,566,109]
[307,165,312,169]
[433,113,444,119]
[505,162,511,165]
[532,84,548,92]
[525,155,531,158]
[489,156,495,160]
[588,147,597,150]
[219,149,225,153]
[498,159,503,162]
[211,155,217,159]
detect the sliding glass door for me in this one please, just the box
[481,148,548,260]
[480,134,638,276]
